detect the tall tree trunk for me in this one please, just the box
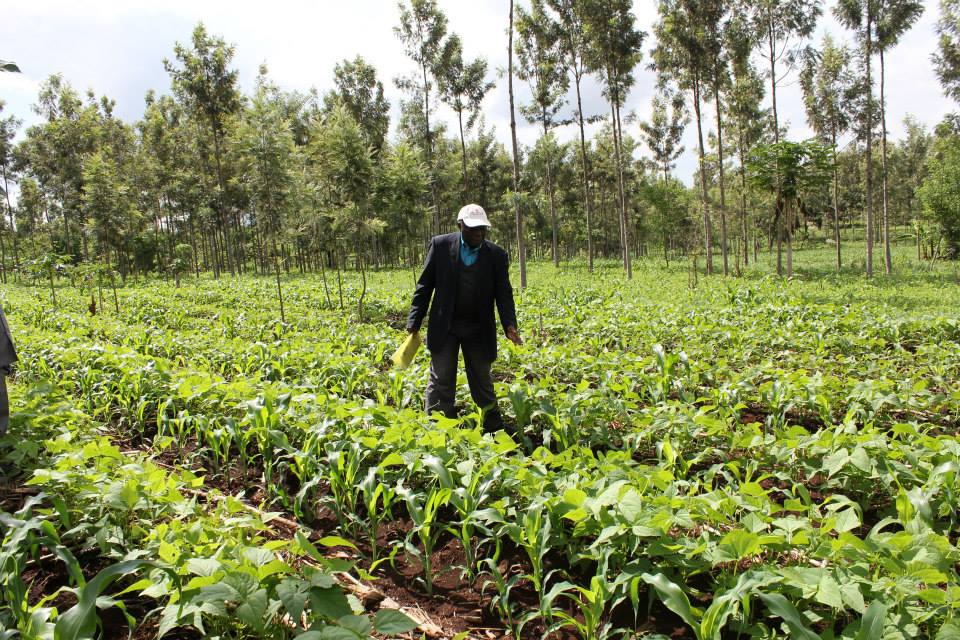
[864,9,875,278]
[738,130,749,267]
[786,198,793,277]
[542,115,559,268]
[1,162,18,279]
[610,104,626,271]
[508,0,526,289]
[713,79,729,276]
[880,48,891,275]
[612,99,632,279]
[210,119,236,277]
[692,80,713,275]
[573,71,594,272]
[767,14,784,276]
[0,224,7,284]
[422,63,441,235]
[458,108,469,199]
[832,130,842,270]
[768,12,780,142]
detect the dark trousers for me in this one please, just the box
[0,376,8,437]
[425,331,503,432]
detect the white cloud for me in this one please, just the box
[0,0,954,187]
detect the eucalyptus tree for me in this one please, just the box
[725,59,767,267]
[395,0,449,235]
[14,177,42,240]
[436,35,493,200]
[516,0,568,267]
[0,103,21,276]
[234,69,297,317]
[508,0,527,289]
[324,56,391,157]
[891,116,932,257]
[83,150,141,278]
[164,23,243,276]
[311,106,383,317]
[639,87,688,184]
[800,35,855,270]
[704,0,733,275]
[465,122,514,221]
[747,0,822,142]
[934,0,960,102]
[874,0,923,274]
[653,0,716,274]
[18,75,100,260]
[918,124,960,258]
[375,141,428,265]
[745,0,821,274]
[580,0,645,279]
[543,0,597,270]
[137,91,186,273]
[835,0,877,277]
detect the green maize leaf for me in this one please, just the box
[641,572,701,633]
[854,600,888,640]
[757,592,820,640]
[317,535,358,551]
[55,559,171,640]
[422,454,454,489]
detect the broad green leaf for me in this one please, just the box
[236,588,270,632]
[936,621,960,640]
[278,578,311,623]
[815,573,844,610]
[187,558,222,577]
[374,608,418,634]
[337,614,373,636]
[309,586,352,621]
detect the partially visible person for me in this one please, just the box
[406,204,521,432]
[0,302,16,436]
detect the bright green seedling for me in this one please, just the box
[396,480,451,595]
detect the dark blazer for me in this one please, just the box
[0,303,15,374]
[406,233,517,361]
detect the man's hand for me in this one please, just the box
[506,325,522,346]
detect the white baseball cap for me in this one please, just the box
[457,203,491,228]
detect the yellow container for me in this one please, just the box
[391,332,422,369]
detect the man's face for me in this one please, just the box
[459,222,487,248]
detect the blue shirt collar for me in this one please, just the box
[460,233,482,266]
[460,234,481,254]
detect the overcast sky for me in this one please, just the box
[0,0,954,187]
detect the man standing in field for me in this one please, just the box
[406,204,521,433]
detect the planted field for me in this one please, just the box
[2,251,960,639]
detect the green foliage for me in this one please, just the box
[918,131,960,257]
[747,139,834,200]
